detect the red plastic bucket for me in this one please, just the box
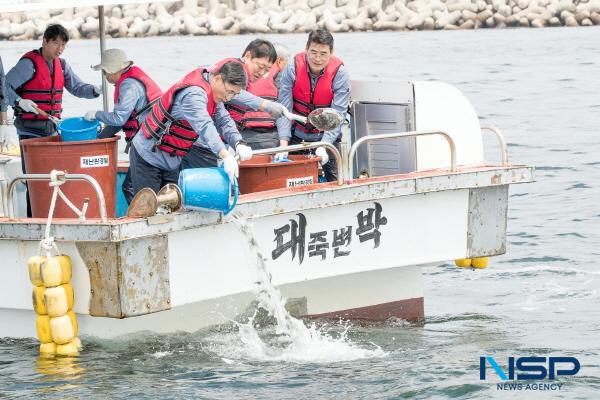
[238,155,319,194]
[21,136,118,219]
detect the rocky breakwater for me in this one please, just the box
[1,0,599,40]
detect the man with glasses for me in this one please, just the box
[181,39,287,169]
[129,62,253,198]
[276,29,350,182]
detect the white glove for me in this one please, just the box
[264,101,287,119]
[273,152,289,162]
[93,85,102,95]
[235,143,253,161]
[222,155,239,182]
[84,110,97,121]
[18,98,39,114]
[315,147,329,166]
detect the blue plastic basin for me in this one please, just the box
[59,117,99,142]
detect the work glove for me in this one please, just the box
[84,110,97,121]
[222,154,239,183]
[93,85,102,96]
[315,147,329,166]
[264,101,287,119]
[273,152,289,162]
[18,98,39,114]
[235,142,253,161]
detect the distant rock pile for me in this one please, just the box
[1,0,599,40]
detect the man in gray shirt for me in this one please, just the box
[4,24,100,140]
[276,29,351,182]
[130,62,260,198]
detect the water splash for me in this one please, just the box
[214,213,387,363]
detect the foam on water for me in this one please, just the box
[210,213,387,363]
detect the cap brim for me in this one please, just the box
[91,63,104,71]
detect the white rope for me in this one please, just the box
[40,170,88,258]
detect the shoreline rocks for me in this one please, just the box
[1,0,599,40]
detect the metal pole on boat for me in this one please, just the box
[98,5,109,112]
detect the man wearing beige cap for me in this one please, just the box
[85,48,162,203]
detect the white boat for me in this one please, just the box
[0,76,534,338]
[0,1,534,342]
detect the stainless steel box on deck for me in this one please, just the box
[349,81,416,178]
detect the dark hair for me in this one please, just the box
[306,29,334,51]
[215,61,247,88]
[44,24,69,42]
[242,39,277,63]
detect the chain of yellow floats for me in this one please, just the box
[28,254,82,357]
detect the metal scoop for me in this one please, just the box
[282,107,343,131]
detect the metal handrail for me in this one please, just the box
[249,142,344,185]
[7,173,108,222]
[348,130,457,178]
[481,125,508,166]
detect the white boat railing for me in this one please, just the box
[481,125,508,166]
[348,130,458,178]
[6,173,108,222]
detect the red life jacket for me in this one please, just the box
[233,63,280,131]
[17,49,64,121]
[114,66,162,142]
[141,68,216,157]
[292,52,343,134]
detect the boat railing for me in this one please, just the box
[481,125,508,166]
[348,130,458,179]
[248,142,344,186]
[6,173,108,222]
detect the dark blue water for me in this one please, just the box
[1,27,599,398]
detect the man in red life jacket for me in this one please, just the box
[276,30,351,182]
[180,39,287,169]
[5,24,101,139]
[83,48,162,204]
[129,62,257,198]
[4,24,101,216]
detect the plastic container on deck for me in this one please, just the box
[238,155,319,194]
[21,136,119,218]
[59,117,99,142]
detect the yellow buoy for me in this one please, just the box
[44,286,68,317]
[36,315,53,343]
[56,255,72,284]
[56,341,79,357]
[471,257,489,269]
[39,342,57,356]
[41,257,63,288]
[61,283,74,310]
[28,256,45,286]
[32,286,47,315]
[50,314,75,345]
[455,258,472,268]
[67,311,78,337]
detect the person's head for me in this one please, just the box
[273,43,291,70]
[211,61,246,103]
[305,29,334,75]
[41,24,69,60]
[241,39,277,81]
[91,49,133,84]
